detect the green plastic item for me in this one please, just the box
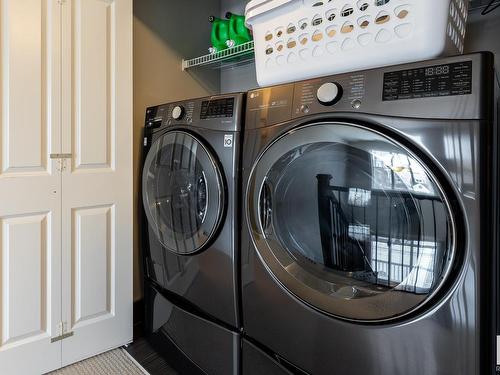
[208,16,230,53]
[225,12,253,47]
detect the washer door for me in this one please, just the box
[143,130,225,255]
[246,123,458,322]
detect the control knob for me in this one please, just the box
[172,105,184,120]
[317,82,342,106]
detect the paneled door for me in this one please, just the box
[0,0,63,374]
[60,0,132,366]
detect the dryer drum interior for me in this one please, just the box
[247,122,459,322]
[143,130,225,255]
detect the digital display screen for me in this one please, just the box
[425,65,450,77]
[200,98,234,119]
[383,61,472,101]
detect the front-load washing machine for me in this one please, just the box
[241,52,497,375]
[141,94,244,375]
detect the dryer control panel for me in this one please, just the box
[245,52,491,129]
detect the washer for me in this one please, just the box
[141,94,244,375]
[241,53,497,375]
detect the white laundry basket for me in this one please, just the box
[245,0,468,86]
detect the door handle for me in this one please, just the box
[259,180,272,233]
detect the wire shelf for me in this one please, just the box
[182,41,255,71]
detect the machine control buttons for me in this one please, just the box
[200,98,235,119]
[146,117,163,128]
[300,104,310,114]
[351,99,362,109]
[383,61,472,101]
[172,105,184,120]
[317,82,342,105]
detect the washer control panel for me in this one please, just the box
[144,94,244,132]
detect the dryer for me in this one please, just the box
[141,94,244,375]
[241,53,497,375]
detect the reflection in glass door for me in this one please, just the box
[143,131,225,255]
[248,123,458,321]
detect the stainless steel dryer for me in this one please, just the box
[141,94,244,375]
[241,53,497,375]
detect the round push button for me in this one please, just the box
[351,99,362,109]
[300,104,310,114]
[317,82,342,106]
[172,105,184,120]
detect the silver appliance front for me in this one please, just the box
[141,94,245,375]
[241,53,495,375]
[246,122,457,323]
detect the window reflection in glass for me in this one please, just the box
[265,141,453,299]
[371,150,436,195]
[149,142,206,237]
[143,131,217,255]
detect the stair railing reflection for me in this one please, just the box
[316,174,447,294]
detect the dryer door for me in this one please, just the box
[246,122,458,322]
[143,130,225,255]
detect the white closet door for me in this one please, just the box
[60,0,132,366]
[0,0,62,374]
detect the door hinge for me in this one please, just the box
[50,154,72,172]
[54,159,69,173]
[51,322,74,343]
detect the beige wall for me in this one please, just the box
[133,0,220,302]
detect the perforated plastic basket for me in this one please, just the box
[245,0,468,86]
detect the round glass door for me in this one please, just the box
[143,130,225,255]
[246,123,458,322]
